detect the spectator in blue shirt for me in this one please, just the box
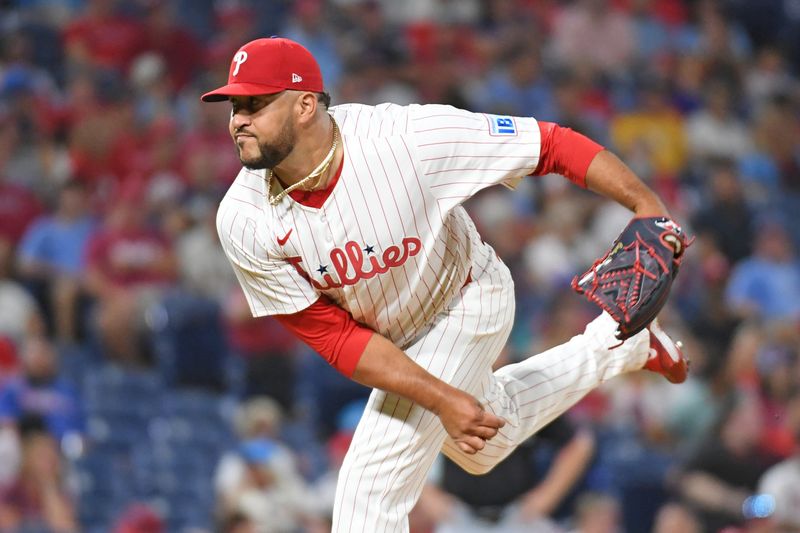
[469,45,556,120]
[0,336,85,443]
[725,220,800,321]
[17,180,95,342]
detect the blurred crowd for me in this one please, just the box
[1,0,800,532]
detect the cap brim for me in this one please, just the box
[200,82,285,102]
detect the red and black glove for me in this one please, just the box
[572,216,691,340]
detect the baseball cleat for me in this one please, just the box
[644,319,689,384]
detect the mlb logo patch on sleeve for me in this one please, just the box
[486,114,518,136]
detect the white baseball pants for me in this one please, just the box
[331,251,650,533]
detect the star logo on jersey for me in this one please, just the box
[285,237,422,291]
[277,229,293,246]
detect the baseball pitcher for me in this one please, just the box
[202,37,689,533]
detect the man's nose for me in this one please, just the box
[230,110,251,131]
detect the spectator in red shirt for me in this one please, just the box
[140,2,204,91]
[108,118,183,189]
[0,119,43,246]
[112,503,164,533]
[179,103,242,193]
[84,183,176,365]
[63,0,145,74]
[67,79,136,189]
[0,181,42,249]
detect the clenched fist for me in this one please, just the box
[434,386,506,454]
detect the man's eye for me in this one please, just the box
[250,98,266,110]
[232,100,249,113]
[231,97,266,114]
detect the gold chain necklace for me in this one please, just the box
[266,118,340,206]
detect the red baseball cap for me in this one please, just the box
[201,37,323,102]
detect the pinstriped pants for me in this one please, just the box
[331,252,650,533]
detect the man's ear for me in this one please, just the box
[295,91,318,124]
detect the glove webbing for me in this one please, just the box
[580,233,670,326]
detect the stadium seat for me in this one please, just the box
[148,291,229,390]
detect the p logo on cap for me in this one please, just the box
[232,51,248,76]
[201,37,324,102]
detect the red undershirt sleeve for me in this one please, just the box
[533,121,605,188]
[274,295,373,378]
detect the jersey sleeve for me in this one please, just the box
[216,204,319,317]
[409,104,541,210]
[533,121,604,188]
[274,295,374,377]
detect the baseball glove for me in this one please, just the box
[572,216,691,340]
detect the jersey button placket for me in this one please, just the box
[320,212,333,243]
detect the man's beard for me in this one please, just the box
[238,121,296,170]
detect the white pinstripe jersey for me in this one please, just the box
[217,103,542,348]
